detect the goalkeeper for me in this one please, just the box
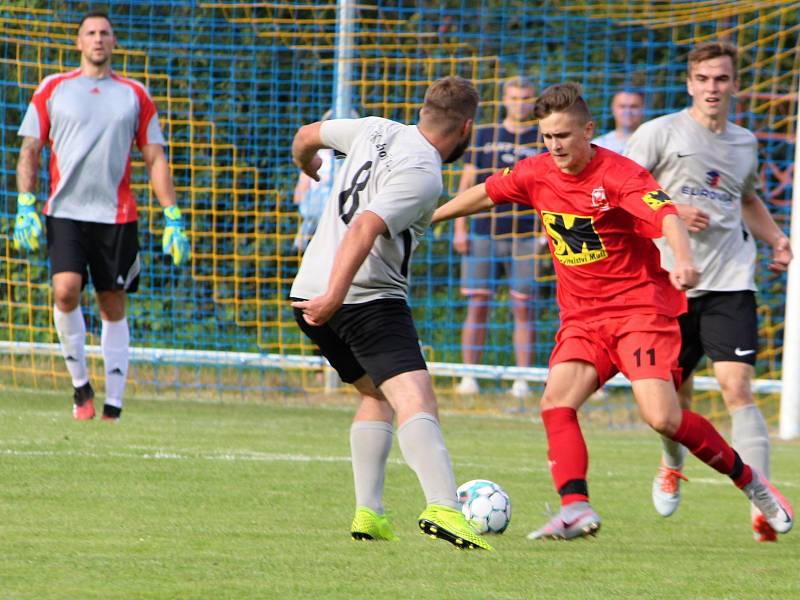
[12,11,190,421]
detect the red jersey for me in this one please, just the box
[485,146,686,323]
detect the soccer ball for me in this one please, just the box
[457,479,511,534]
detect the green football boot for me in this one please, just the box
[418,505,494,550]
[351,507,397,541]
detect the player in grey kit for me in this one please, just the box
[626,41,793,541]
[12,12,189,421]
[290,76,492,550]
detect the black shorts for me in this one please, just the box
[678,290,759,379]
[292,298,427,388]
[46,216,141,293]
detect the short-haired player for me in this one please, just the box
[289,76,492,549]
[12,12,190,421]
[432,82,793,541]
[626,41,793,541]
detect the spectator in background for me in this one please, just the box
[593,90,644,154]
[453,76,541,399]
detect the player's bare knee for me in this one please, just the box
[539,392,566,411]
[717,379,752,411]
[645,412,680,436]
[98,305,125,321]
[97,291,126,321]
[353,375,381,399]
[356,395,394,422]
[53,287,80,312]
[721,391,754,413]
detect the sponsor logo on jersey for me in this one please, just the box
[591,186,610,211]
[502,166,512,176]
[705,170,721,187]
[367,127,393,172]
[642,189,672,211]
[89,87,101,95]
[541,211,608,266]
[680,185,733,203]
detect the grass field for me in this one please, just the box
[1,389,798,599]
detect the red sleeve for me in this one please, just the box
[134,89,157,149]
[27,72,83,142]
[484,159,534,207]
[616,169,677,238]
[31,92,51,141]
[110,74,160,149]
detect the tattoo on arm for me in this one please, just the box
[17,137,43,193]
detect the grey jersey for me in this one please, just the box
[625,109,760,297]
[18,69,165,224]
[290,117,443,304]
[592,130,629,154]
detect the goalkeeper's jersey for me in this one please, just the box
[18,69,165,224]
[625,109,760,297]
[290,117,443,304]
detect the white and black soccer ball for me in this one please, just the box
[457,479,511,534]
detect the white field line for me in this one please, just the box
[2,446,797,489]
[0,447,363,463]
[687,476,800,489]
[0,446,543,474]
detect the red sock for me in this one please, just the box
[670,409,753,488]
[541,407,589,505]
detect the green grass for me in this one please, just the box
[1,389,798,599]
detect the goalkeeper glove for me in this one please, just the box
[13,192,43,252]
[162,205,191,266]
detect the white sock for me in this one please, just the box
[102,318,130,409]
[660,435,686,469]
[731,404,771,479]
[397,412,459,509]
[350,421,393,514]
[53,305,88,387]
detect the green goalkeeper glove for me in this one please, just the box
[162,205,191,266]
[13,192,43,252]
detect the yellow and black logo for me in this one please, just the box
[502,166,512,177]
[542,211,608,266]
[642,189,672,211]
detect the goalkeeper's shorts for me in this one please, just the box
[46,216,141,293]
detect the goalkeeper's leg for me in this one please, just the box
[97,291,129,421]
[53,272,94,420]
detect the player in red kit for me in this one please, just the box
[432,82,793,541]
